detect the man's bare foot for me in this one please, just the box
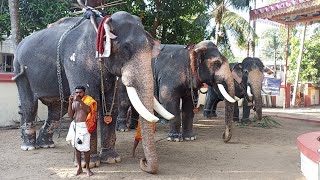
[76,168,83,176]
[87,169,93,176]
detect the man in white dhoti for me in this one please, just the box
[66,86,97,176]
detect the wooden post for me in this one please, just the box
[291,23,307,107]
[283,26,290,109]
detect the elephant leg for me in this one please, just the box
[242,98,251,121]
[233,101,240,122]
[37,100,67,148]
[210,98,221,117]
[181,95,196,141]
[204,87,221,118]
[116,80,130,132]
[100,77,121,164]
[162,97,181,142]
[17,77,38,151]
[128,107,139,129]
[203,87,214,118]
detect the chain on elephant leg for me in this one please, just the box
[99,148,121,164]
[21,122,37,150]
[36,121,59,148]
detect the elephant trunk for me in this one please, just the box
[121,51,158,174]
[248,69,263,121]
[215,62,235,142]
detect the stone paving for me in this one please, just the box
[263,106,320,122]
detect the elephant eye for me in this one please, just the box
[213,60,222,70]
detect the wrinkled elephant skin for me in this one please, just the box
[13,11,161,173]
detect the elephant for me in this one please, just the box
[203,57,265,121]
[116,77,139,132]
[12,11,173,174]
[140,40,235,142]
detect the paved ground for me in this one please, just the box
[263,106,320,122]
[0,106,319,179]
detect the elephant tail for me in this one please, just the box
[11,64,25,81]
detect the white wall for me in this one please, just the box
[0,82,47,127]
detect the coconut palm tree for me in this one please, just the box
[208,0,256,59]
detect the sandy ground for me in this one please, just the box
[0,108,318,180]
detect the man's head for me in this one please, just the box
[75,86,86,99]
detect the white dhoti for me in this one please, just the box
[66,121,91,152]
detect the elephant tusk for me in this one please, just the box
[234,96,241,101]
[126,87,159,122]
[153,97,174,120]
[247,86,253,97]
[217,84,236,103]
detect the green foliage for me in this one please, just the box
[0,0,10,41]
[0,0,72,40]
[106,0,209,44]
[288,31,320,84]
[259,28,287,63]
[19,0,72,38]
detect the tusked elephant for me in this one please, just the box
[203,57,265,121]
[150,41,235,142]
[12,11,173,174]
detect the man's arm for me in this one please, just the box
[74,95,91,114]
[68,95,75,118]
[79,100,91,114]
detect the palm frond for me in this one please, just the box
[222,10,257,49]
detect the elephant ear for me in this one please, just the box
[152,40,160,58]
[194,45,207,53]
[232,63,243,84]
[144,30,160,58]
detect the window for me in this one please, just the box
[0,54,14,73]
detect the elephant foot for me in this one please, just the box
[203,110,217,118]
[128,119,138,129]
[233,117,240,122]
[21,144,37,151]
[116,118,129,132]
[222,128,232,142]
[100,148,121,164]
[167,133,182,142]
[117,127,129,132]
[73,153,101,168]
[21,123,37,151]
[182,132,197,141]
[37,129,55,148]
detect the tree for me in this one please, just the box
[288,30,320,85]
[207,0,256,61]
[0,0,10,42]
[107,0,211,44]
[1,0,72,42]
[8,0,21,48]
[259,28,287,76]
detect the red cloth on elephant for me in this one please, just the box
[96,16,110,58]
[81,95,97,134]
